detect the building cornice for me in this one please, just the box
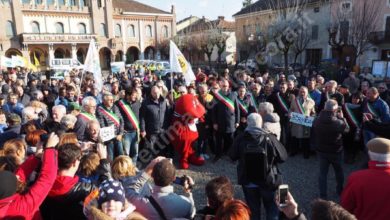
[22,10,90,18]
[233,9,273,19]
[122,12,173,17]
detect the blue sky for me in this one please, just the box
[140,0,243,21]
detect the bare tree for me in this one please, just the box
[292,26,311,65]
[329,0,382,65]
[267,0,308,71]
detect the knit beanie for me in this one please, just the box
[0,171,17,200]
[97,179,125,207]
[367,138,390,162]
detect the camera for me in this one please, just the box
[173,175,193,190]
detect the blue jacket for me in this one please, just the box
[2,103,24,117]
[363,97,390,123]
[309,89,322,107]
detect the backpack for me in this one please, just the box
[242,131,283,189]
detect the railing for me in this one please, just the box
[21,3,89,13]
[21,33,96,44]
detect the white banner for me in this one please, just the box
[1,56,14,68]
[290,112,314,127]
[84,39,102,91]
[169,40,195,86]
[99,125,116,142]
[110,61,125,73]
[11,56,25,67]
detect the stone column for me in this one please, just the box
[48,44,54,67]
[71,43,77,60]
[139,20,144,60]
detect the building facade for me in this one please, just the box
[0,0,176,70]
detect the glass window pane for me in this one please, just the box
[32,22,40,33]
[6,21,14,37]
[78,23,86,34]
[100,23,106,37]
[55,22,64,34]
[115,24,121,37]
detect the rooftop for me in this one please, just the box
[112,0,171,14]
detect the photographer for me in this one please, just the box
[124,157,196,219]
[313,100,349,199]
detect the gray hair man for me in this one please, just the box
[259,102,281,140]
[74,96,97,140]
[313,99,349,199]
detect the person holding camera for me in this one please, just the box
[124,157,196,220]
[313,99,350,199]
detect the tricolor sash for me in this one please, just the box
[79,112,96,121]
[343,103,360,128]
[277,92,289,113]
[214,91,235,113]
[295,98,306,115]
[98,106,120,127]
[366,102,379,118]
[238,98,249,115]
[118,100,139,130]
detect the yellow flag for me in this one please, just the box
[34,53,40,67]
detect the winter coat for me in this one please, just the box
[341,161,390,220]
[0,148,57,220]
[289,97,315,139]
[262,113,281,140]
[40,159,111,220]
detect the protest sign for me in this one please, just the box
[290,112,314,127]
[99,125,116,142]
[110,62,125,73]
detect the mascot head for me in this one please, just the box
[174,94,205,119]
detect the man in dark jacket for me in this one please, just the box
[313,99,349,199]
[40,143,111,220]
[0,114,21,147]
[212,79,239,162]
[117,88,141,163]
[318,80,344,112]
[140,86,170,158]
[229,113,287,220]
[96,93,124,161]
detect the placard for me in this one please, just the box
[110,62,125,73]
[290,112,314,127]
[99,125,116,142]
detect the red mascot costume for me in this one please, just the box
[171,94,206,169]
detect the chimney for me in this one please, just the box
[218,16,225,20]
[171,5,175,14]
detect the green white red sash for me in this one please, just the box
[277,92,289,113]
[98,106,120,127]
[79,111,96,121]
[366,102,379,118]
[214,91,235,113]
[118,100,139,130]
[343,103,359,128]
[238,98,249,115]
[295,98,306,115]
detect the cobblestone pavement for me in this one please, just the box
[175,152,362,216]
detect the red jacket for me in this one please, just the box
[0,149,58,220]
[341,161,390,220]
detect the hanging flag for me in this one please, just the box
[84,39,102,91]
[34,53,40,67]
[169,40,195,86]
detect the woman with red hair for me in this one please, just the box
[215,200,251,220]
[25,129,47,156]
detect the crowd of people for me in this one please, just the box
[0,63,389,220]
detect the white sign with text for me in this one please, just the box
[290,112,314,127]
[99,125,116,142]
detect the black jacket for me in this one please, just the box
[40,159,111,220]
[116,99,141,132]
[319,92,344,112]
[229,128,287,186]
[313,111,350,153]
[363,119,390,139]
[211,91,239,133]
[140,96,170,134]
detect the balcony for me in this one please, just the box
[369,31,390,45]
[21,33,96,44]
[21,3,89,13]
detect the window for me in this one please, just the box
[69,0,76,6]
[58,0,65,5]
[78,23,87,34]
[146,25,152,37]
[97,0,102,7]
[386,16,390,38]
[115,24,122,37]
[99,23,106,37]
[35,0,43,4]
[314,7,320,13]
[340,20,349,42]
[22,0,30,4]
[6,21,15,37]
[55,22,64,34]
[255,24,261,34]
[47,0,54,5]
[80,0,86,6]
[128,25,135,37]
[341,1,352,12]
[31,21,40,33]
[162,25,168,38]
[311,25,319,40]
